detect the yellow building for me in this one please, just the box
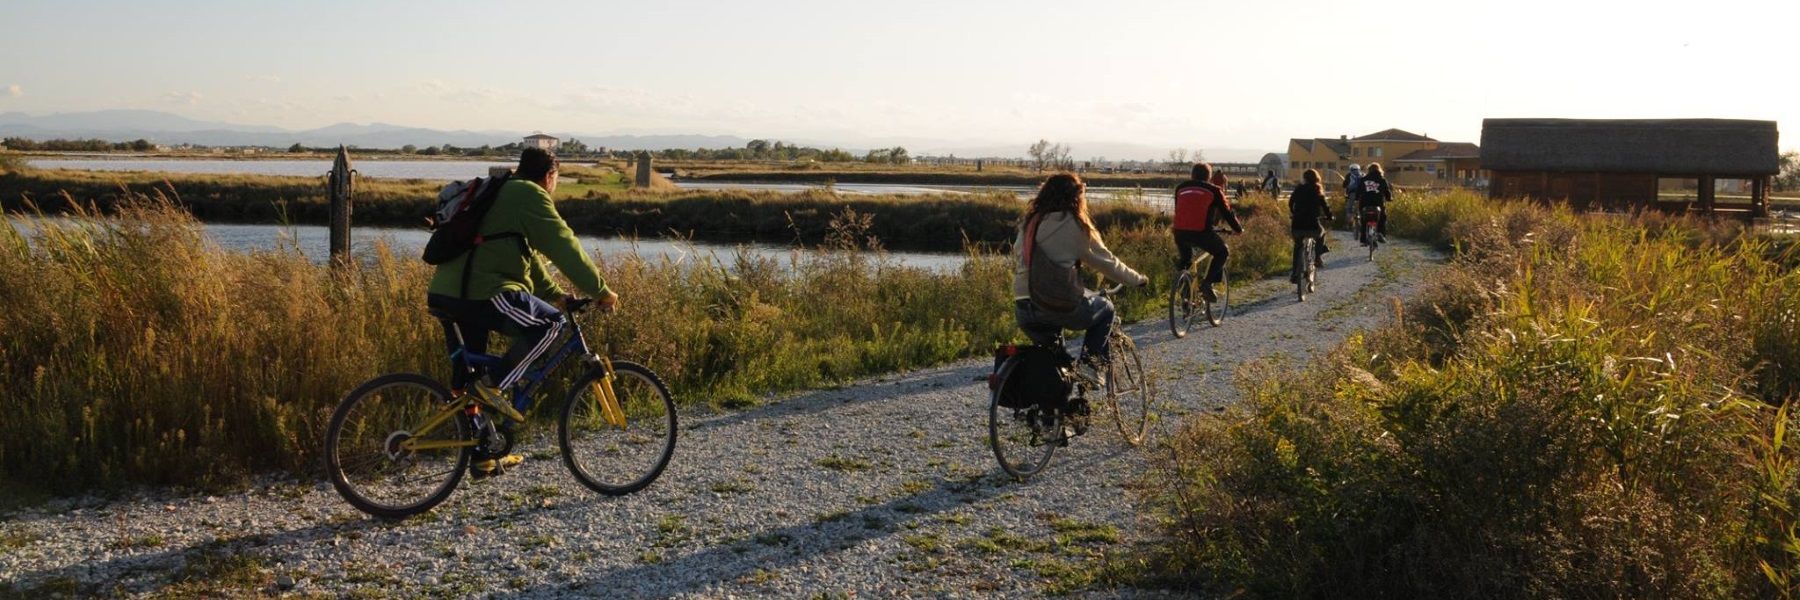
[1287,128,1484,188]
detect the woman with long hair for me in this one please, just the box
[1012,173,1148,365]
[1288,168,1333,281]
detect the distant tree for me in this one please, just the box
[864,148,891,163]
[400,144,417,154]
[1168,148,1188,166]
[1193,148,1206,164]
[288,143,305,153]
[419,145,442,156]
[1778,151,1800,192]
[746,139,771,157]
[558,138,587,155]
[1028,139,1052,171]
[1049,143,1073,171]
[888,146,910,165]
[129,139,153,152]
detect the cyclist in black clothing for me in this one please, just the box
[1355,162,1394,244]
[1289,168,1332,280]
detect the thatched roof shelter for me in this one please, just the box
[1481,118,1779,175]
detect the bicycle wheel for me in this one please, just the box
[1104,331,1152,446]
[325,373,470,519]
[1168,271,1195,338]
[1296,238,1313,302]
[561,360,678,495]
[1367,224,1379,261]
[989,357,1058,482]
[1210,266,1228,326]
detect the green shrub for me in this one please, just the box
[1142,195,1800,598]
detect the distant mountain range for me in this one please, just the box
[0,109,1271,162]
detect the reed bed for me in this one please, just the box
[1141,190,1800,598]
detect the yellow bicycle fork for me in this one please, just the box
[591,357,628,430]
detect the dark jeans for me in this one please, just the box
[428,291,566,390]
[1174,229,1229,285]
[1291,227,1327,276]
[1015,296,1115,361]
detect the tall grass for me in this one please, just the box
[1141,189,1800,598]
[0,176,1304,493]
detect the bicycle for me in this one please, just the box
[988,285,1153,482]
[1360,205,1383,262]
[324,298,677,519]
[1294,234,1317,302]
[1168,239,1230,338]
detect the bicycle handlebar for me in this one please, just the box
[564,297,595,314]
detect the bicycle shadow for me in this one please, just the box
[682,364,993,434]
[491,441,1139,599]
[6,513,392,596]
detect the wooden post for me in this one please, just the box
[634,151,653,188]
[327,146,354,266]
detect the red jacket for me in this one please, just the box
[1172,180,1243,232]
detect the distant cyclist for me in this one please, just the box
[1012,173,1148,368]
[1289,169,1333,279]
[1341,163,1363,221]
[1173,163,1243,302]
[1260,169,1280,195]
[1356,162,1394,244]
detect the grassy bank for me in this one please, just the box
[1140,190,1800,597]
[0,166,1173,252]
[0,183,1301,494]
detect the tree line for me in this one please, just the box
[3,137,155,152]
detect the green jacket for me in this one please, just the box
[427,179,609,300]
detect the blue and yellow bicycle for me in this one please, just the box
[324,298,677,519]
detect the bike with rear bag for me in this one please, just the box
[986,284,1153,482]
[324,298,677,519]
[1360,205,1384,261]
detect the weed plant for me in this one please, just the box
[1141,190,1800,598]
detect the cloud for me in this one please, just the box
[245,74,282,84]
[5,84,20,98]
[162,91,204,105]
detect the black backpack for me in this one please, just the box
[421,171,515,266]
[990,344,1073,410]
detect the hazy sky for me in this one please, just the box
[1,0,1795,156]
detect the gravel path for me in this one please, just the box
[1,232,1438,599]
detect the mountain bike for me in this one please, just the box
[1168,243,1229,338]
[988,285,1153,482]
[324,298,677,519]
[1360,205,1384,261]
[1294,234,1317,302]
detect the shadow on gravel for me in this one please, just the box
[685,363,993,433]
[7,515,392,596]
[492,439,1139,598]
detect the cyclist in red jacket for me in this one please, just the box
[1172,163,1244,302]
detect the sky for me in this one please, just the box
[1,0,1796,158]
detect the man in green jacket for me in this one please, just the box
[426,148,617,476]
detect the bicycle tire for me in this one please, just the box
[1296,238,1313,302]
[325,373,469,519]
[560,360,678,496]
[989,357,1058,482]
[1168,271,1195,338]
[1211,266,1227,326]
[1367,223,1379,262]
[1105,331,1152,446]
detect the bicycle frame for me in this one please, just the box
[400,314,627,452]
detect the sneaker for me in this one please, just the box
[470,454,524,479]
[1078,355,1109,388]
[1199,284,1218,303]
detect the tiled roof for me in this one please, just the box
[1395,142,1482,161]
[1354,128,1436,142]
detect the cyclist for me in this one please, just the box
[1341,163,1363,222]
[1173,163,1243,303]
[1208,169,1228,193]
[1356,162,1394,244]
[1013,173,1148,370]
[1289,168,1332,281]
[425,147,618,477]
[1261,169,1280,195]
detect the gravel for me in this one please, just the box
[0,231,1437,598]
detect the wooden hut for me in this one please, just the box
[1480,118,1780,217]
